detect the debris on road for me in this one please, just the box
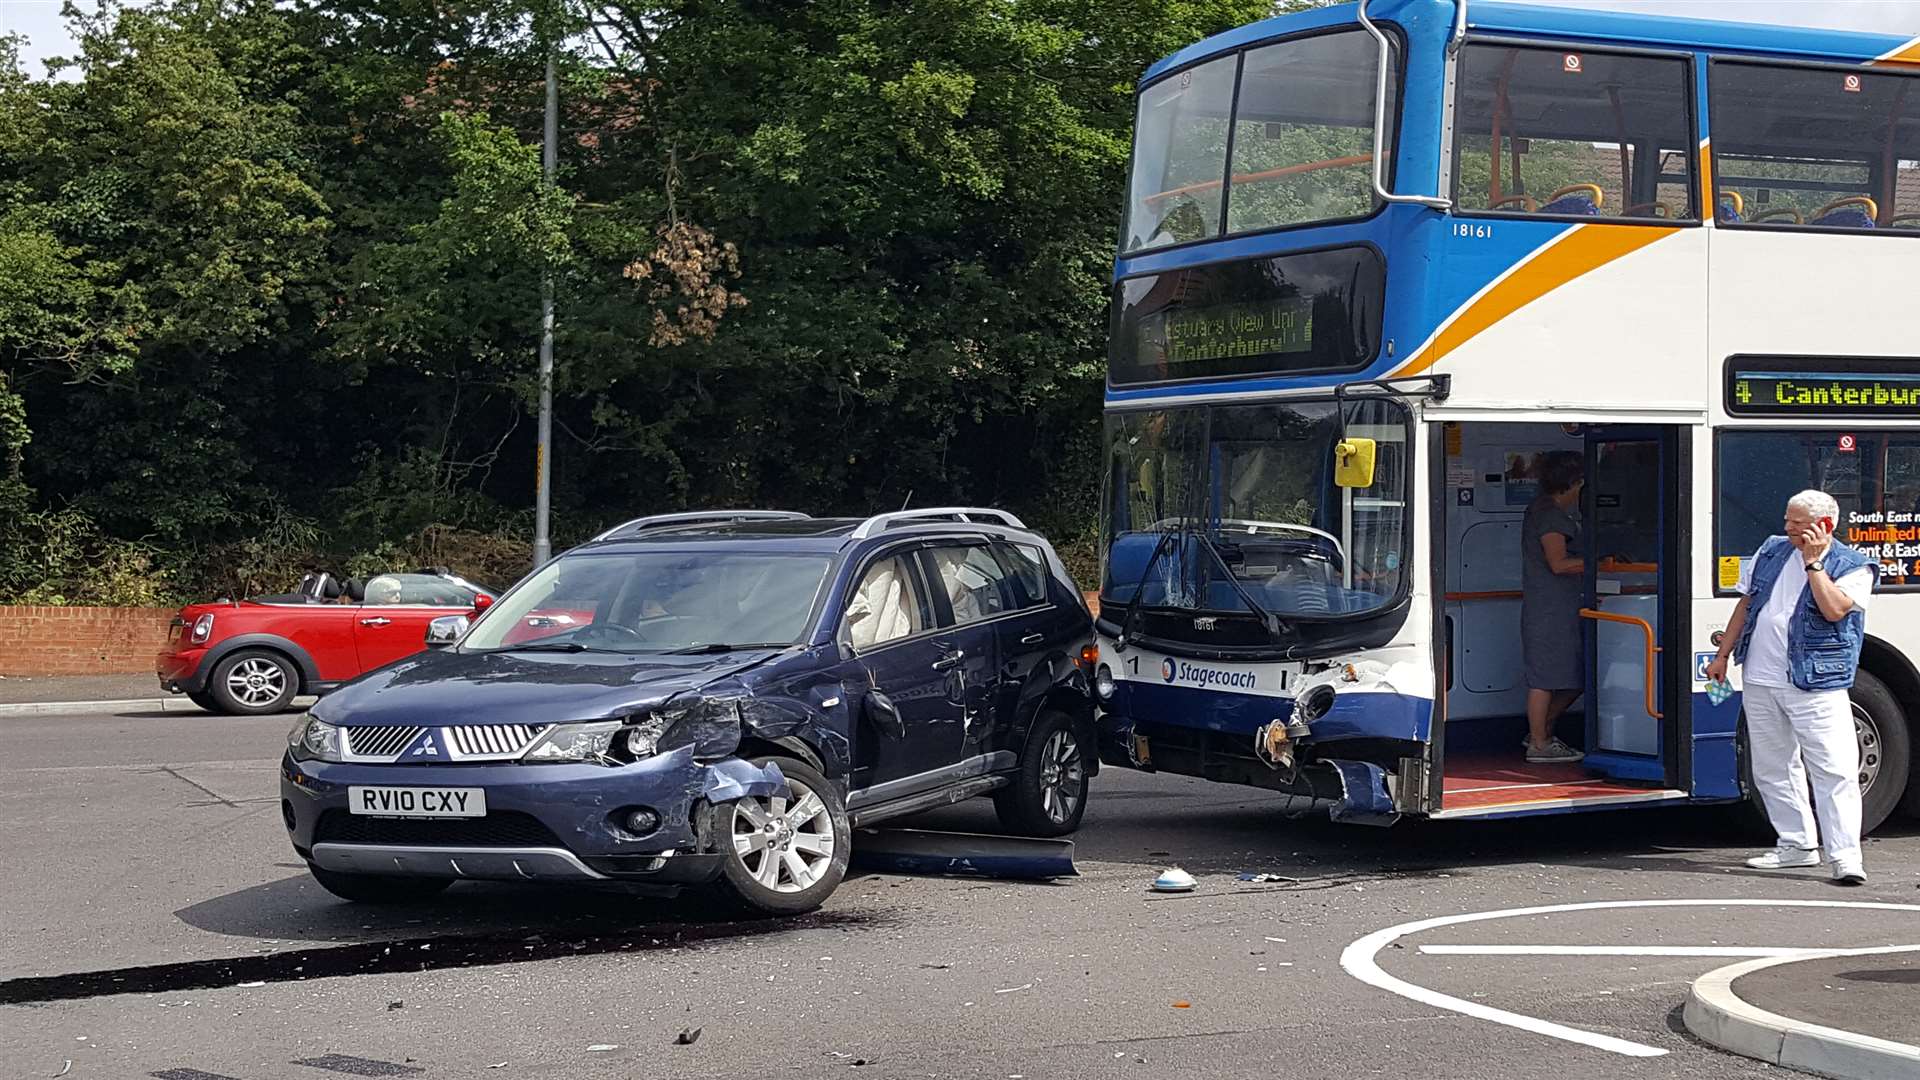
[995,983,1033,994]
[1238,872,1302,883]
[676,1027,702,1046]
[1152,867,1196,892]
[587,1044,620,1052]
[1171,1000,1192,1008]
[387,1000,404,1011]
[53,1062,71,1078]
[850,829,1077,880]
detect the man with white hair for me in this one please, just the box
[1705,489,1876,885]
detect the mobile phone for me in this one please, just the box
[1819,516,1835,533]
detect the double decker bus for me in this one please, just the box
[1091,0,1920,830]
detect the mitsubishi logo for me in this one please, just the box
[406,730,443,758]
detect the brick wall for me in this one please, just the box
[0,606,177,676]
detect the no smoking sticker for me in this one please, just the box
[1563,53,1582,73]
[1845,74,1863,93]
[1838,433,1858,453]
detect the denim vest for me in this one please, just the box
[1733,536,1875,691]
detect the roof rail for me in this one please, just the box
[849,507,1028,540]
[592,510,811,542]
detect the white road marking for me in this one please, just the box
[1340,898,1920,1058]
[1418,945,1833,958]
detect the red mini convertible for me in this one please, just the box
[156,570,495,715]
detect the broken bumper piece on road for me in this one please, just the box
[849,828,1077,881]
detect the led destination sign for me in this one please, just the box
[1725,357,1920,417]
[1153,296,1314,364]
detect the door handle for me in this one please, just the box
[932,650,965,671]
[360,617,393,627]
[1019,632,1045,645]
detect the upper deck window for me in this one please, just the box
[1711,61,1920,230]
[1453,45,1696,221]
[1124,30,1396,253]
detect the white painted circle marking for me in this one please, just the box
[1340,898,1920,1058]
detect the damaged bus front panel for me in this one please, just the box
[1091,396,1438,824]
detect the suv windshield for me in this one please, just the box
[1101,398,1408,625]
[461,551,833,653]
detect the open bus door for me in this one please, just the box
[1581,426,1688,791]
[1430,420,1692,818]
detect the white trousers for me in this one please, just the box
[1743,683,1863,866]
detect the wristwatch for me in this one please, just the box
[1808,560,1826,574]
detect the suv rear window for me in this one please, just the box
[1002,543,1051,609]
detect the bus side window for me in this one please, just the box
[1452,44,1696,221]
[1711,61,1920,230]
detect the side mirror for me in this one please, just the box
[472,593,494,612]
[1334,437,1377,489]
[426,615,470,649]
[864,690,904,740]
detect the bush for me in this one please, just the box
[0,507,175,607]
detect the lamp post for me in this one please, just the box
[532,36,557,570]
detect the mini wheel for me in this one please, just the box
[208,649,298,715]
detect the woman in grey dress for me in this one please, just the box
[1521,451,1587,763]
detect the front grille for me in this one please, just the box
[314,810,565,848]
[448,724,549,757]
[343,726,427,758]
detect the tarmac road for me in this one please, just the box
[4,705,1918,1080]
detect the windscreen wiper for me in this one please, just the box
[1190,530,1291,641]
[487,640,589,653]
[666,642,791,655]
[1116,530,1178,650]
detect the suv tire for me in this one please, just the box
[716,756,850,915]
[993,711,1089,837]
[308,866,452,904]
[208,648,299,715]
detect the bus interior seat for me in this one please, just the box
[1811,196,1876,228]
[1716,190,1743,223]
[1538,183,1604,216]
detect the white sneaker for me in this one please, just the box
[1747,846,1820,870]
[1831,859,1867,886]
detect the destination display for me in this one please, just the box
[1109,245,1383,387]
[1725,357,1920,417]
[1154,296,1314,365]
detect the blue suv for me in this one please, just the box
[282,509,1097,914]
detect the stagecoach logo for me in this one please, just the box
[1160,658,1260,691]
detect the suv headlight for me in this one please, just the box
[521,721,624,764]
[288,716,342,762]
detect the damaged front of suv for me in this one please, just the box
[281,544,858,914]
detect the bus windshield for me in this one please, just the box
[1123,29,1395,252]
[1101,398,1409,627]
